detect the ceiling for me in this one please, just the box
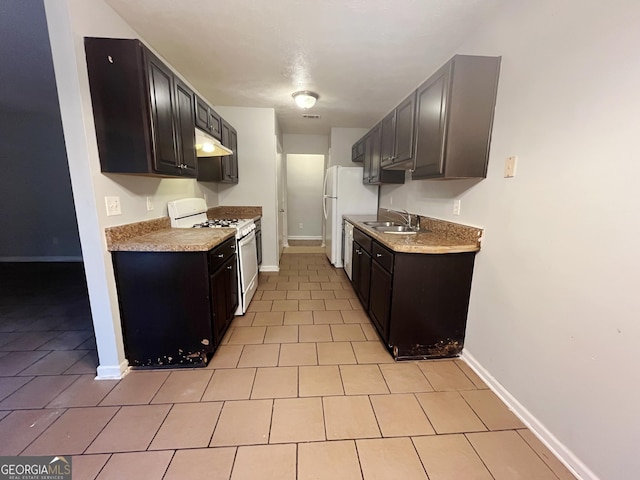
[105,0,505,135]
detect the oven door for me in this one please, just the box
[237,230,258,314]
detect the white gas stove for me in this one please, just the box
[167,198,258,315]
[168,198,255,238]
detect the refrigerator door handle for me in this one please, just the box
[323,196,328,220]
[322,170,330,198]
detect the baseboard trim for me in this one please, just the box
[0,256,83,262]
[96,360,129,380]
[287,236,323,240]
[461,350,598,480]
[259,265,279,272]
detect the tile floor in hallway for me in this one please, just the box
[0,254,576,479]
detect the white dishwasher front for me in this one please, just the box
[343,221,354,280]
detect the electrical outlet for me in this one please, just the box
[389,196,393,206]
[105,196,121,216]
[146,196,154,211]
[505,155,518,178]
[453,199,461,216]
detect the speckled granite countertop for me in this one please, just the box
[344,213,483,254]
[107,227,236,252]
[105,205,261,252]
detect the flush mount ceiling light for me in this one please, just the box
[292,91,319,109]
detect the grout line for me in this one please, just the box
[90,453,113,480]
[515,429,567,480]
[412,392,439,435]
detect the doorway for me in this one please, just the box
[0,1,97,375]
[285,154,325,247]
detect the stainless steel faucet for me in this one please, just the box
[382,208,418,230]
[397,209,412,227]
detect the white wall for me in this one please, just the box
[282,134,329,155]
[379,1,640,479]
[286,154,324,239]
[213,107,279,270]
[0,0,81,261]
[44,0,219,377]
[329,127,369,167]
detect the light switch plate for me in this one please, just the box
[505,156,518,178]
[453,199,461,216]
[146,196,154,211]
[105,196,121,216]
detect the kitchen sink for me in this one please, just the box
[364,221,402,227]
[373,225,417,234]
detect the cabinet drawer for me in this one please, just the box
[372,242,394,273]
[353,228,372,254]
[209,237,237,272]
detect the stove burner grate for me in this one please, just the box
[192,219,241,228]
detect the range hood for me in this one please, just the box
[195,128,233,157]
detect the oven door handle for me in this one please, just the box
[238,230,256,247]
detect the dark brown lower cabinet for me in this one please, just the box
[210,254,239,345]
[369,260,391,340]
[112,237,238,368]
[351,240,372,308]
[350,227,476,360]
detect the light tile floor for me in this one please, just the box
[0,256,577,479]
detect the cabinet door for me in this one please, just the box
[369,260,392,341]
[351,138,365,163]
[394,91,416,164]
[210,263,228,346]
[255,228,262,265]
[351,241,362,298]
[208,108,222,141]
[220,124,238,184]
[224,255,239,321]
[211,254,237,346]
[146,53,179,175]
[194,96,209,132]
[412,64,451,178]
[224,127,238,183]
[174,79,197,177]
[369,123,382,183]
[353,242,371,308]
[363,134,372,183]
[380,111,396,166]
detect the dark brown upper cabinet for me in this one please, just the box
[194,95,222,141]
[198,118,238,184]
[412,55,501,180]
[84,37,197,178]
[351,136,365,163]
[380,110,396,166]
[380,91,417,170]
[363,124,404,185]
[221,119,239,184]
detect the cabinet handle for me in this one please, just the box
[216,253,224,258]
[230,245,236,250]
[227,265,233,270]
[356,249,362,255]
[376,253,383,257]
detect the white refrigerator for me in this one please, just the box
[323,166,378,267]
